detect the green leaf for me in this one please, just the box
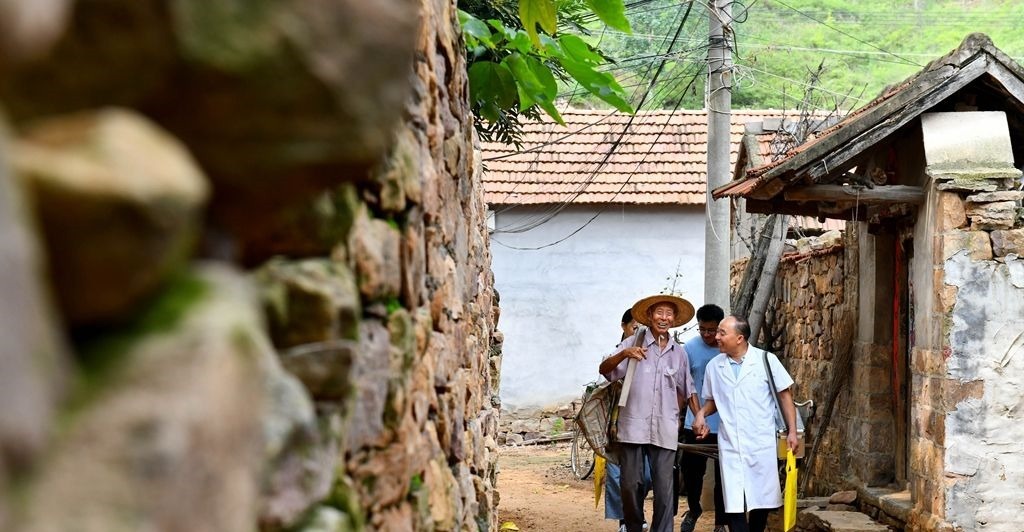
[458,10,494,48]
[507,30,534,54]
[505,54,563,125]
[583,0,631,33]
[525,56,558,102]
[558,57,634,114]
[558,34,603,66]
[469,61,518,110]
[487,19,516,43]
[519,0,557,47]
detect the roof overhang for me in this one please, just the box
[714,33,1024,220]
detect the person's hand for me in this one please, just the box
[622,346,646,361]
[787,429,799,452]
[692,415,706,440]
[694,413,709,439]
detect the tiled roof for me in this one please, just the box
[735,122,848,233]
[480,109,788,205]
[714,33,1024,201]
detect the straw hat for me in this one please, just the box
[630,294,695,328]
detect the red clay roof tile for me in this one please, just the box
[480,109,787,205]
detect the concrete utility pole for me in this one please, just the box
[704,0,732,312]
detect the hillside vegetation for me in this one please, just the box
[569,0,1024,112]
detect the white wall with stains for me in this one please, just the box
[490,204,707,410]
[942,252,1024,529]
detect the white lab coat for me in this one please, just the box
[701,346,793,513]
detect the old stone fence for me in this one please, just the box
[0,1,500,531]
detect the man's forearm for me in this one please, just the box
[779,388,798,433]
[698,398,717,417]
[598,350,627,376]
[687,394,700,417]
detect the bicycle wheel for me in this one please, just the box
[570,424,595,480]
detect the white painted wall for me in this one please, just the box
[942,253,1024,530]
[490,204,709,410]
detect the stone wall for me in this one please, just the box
[732,229,867,496]
[773,238,852,495]
[907,186,1024,532]
[0,1,500,531]
[498,404,577,446]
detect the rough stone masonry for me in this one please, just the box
[0,0,501,531]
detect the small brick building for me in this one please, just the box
[719,34,1024,531]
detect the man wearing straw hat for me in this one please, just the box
[599,294,700,532]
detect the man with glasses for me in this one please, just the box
[678,304,727,532]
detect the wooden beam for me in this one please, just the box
[745,198,869,221]
[745,199,824,217]
[783,185,925,204]
[984,61,1024,108]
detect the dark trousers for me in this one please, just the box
[681,429,726,526]
[619,443,677,532]
[725,508,771,532]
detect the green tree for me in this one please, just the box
[458,0,636,145]
[536,0,1024,113]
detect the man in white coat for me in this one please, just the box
[692,315,798,532]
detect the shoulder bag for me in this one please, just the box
[764,350,807,459]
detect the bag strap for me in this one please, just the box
[617,326,647,407]
[763,349,788,433]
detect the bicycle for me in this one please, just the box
[570,381,599,480]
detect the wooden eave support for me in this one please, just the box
[783,185,925,204]
[746,184,923,221]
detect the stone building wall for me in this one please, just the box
[0,1,500,531]
[907,186,1024,532]
[775,243,851,495]
[731,231,859,496]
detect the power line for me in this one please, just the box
[736,63,870,103]
[491,70,706,249]
[491,1,702,243]
[768,0,922,67]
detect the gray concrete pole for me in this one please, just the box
[704,0,732,313]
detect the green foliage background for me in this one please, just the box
[568,0,1024,112]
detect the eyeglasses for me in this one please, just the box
[698,327,717,335]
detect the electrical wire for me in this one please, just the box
[488,2,706,215]
[769,0,923,67]
[735,63,871,103]
[491,1,702,245]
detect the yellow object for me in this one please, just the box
[593,454,606,508]
[783,449,798,531]
[500,522,520,531]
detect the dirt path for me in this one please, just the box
[496,443,715,532]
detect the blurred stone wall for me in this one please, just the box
[0,1,500,531]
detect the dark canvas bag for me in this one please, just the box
[575,327,646,465]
